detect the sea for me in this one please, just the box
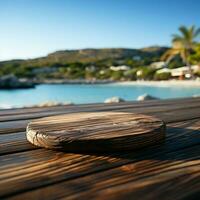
[0,83,200,108]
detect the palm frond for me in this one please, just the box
[190,25,195,35]
[179,26,190,40]
[167,25,200,66]
[172,34,184,43]
[161,48,180,61]
[194,27,200,38]
[172,34,182,41]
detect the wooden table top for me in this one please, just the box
[0,97,200,200]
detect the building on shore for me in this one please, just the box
[110,65,130,71]
[156,68,172,74]
[150,61,167,69]
[156,65,200,79]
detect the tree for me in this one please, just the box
[162,25,200,78]
[154,72,171,80]
[136,67,156,80]
[189,44,200,65]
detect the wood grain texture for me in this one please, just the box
[1,99,200,135]
[8,146,199,200]
[0,97,200,199]
[0,119,199,198]
[0,132,38,156]
[1,99,200,156]
[27,112,166,152]
[2,96,198,116]
[1,97,200,122]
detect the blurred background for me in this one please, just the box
[0,0,200,108]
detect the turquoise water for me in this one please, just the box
[0,83,200,108]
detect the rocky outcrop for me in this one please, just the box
[0,75,35,89]
[193,94,200,98]
[104,96,125,103]
[137,94,159,101]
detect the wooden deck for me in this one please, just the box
[0,97,200,199]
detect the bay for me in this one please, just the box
[0,83,200,108]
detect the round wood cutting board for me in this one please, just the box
[26,112,166,152]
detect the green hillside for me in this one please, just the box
[0,47,169,81]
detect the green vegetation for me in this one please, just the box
[0,47,166,81]
[136,67,156,80]
[0,26,200,82]
[162,25,200,76]
[154,72,171,80]
[167,56,184,69]
[189,44,200,64]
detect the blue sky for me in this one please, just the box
[0,0,200,61]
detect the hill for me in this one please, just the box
[0,46,168,67]
[32,46,168,65]
[0,46,169,81]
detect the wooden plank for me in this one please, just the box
[0,97,200,122]
[27,112,165,152]
[0,118,199,198]
[0,97,194,116]
[1,102,200,135]
[0,132,38,156]
[7,145,199,200]
[1,103,200,155]
[0,99,200,156]
[0,117,199,156]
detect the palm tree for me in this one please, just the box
[162,25,200,78]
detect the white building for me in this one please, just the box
[171,65,200,77]
[156,68,172,74]
[170,67,189,77]
[86,65,96,72]
[99,70,105,75]
[150,61,167,69]
[156,65,200,79]
[191,65,200,72]
[110,65,130,71]
[136,70,143,77]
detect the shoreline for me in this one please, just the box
[1,78,200,90]
[110,80,200,87]
[37,79,200,87]
[36,79,115,84]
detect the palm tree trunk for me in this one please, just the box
[186,61,194,79]
[185,50,194,79]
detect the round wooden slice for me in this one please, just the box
[26,112,166,152]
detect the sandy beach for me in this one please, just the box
[113,80,200,87]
